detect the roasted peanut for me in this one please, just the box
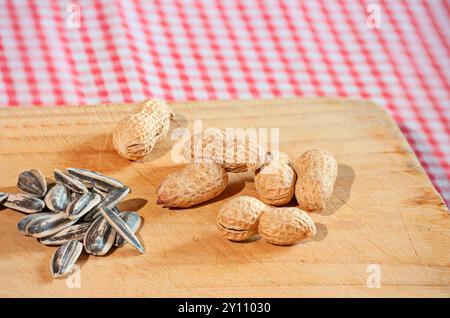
[113,99,174,160]
[156,163,228,208]
[293,149,338,212]
[258,207,316,245]
[217,196,270,241]
[181,129,266,173]
[254,151,296,205]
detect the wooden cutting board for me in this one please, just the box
[0,98,448,297]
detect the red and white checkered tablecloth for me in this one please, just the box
[0,0,449,206]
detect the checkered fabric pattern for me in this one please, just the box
[0,0,449,206]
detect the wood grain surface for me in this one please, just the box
[0,98,448,297]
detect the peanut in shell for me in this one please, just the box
[258,207,316,245]
[217,196,269,241]
[293,149,338,212]
[255,151,296,206]
[156,162,228,208]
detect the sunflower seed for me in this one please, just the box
[10,167,138,279]
[112,206,120,213]
[17,212,55,235]
[115,211,142,247]
[54,169,88,194]
[102,186,130,208]
[3,193,45,213]
[45,183,69,212]
[100,207,144,253]
[0,192,8,204]
[67,168,125,192]
[83,205,120,223]
[50,240,83,278]
[82,207,102,222]
[40,222,91,245]
[92,187,108,198]
[84,216,116,256]
[81,179,95,189]
[70,192,81,202]
[26,212,78,238]
[66,192,101,220]
[17,169,47,197]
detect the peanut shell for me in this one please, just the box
[217,196,269,241]
[258,207,316,245]
[156,162,228,208]
[293,149,338,212]
[255,151,296,205]
[181,129,266,173]
[113,99,173,160]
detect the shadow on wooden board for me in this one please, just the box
[322,164,355,216]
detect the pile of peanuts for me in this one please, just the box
[217,148,337,246]
[113,100,337,246]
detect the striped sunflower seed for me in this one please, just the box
[115,211,142,247]
[84,216,116,256]
[66,167,125,192]
[0,192,8,204]
[101,206,144,253]
[17,212,55,236]
[70,192,82,202]
[17,169,47,197]
[66,192,101,220]
[81,179,95,189]
[92,186,108,198]
[54,169,88,194]
[45,183,69,212]
[3,193,45,213]
[102,186,130,208]
[82,207,102,222]
[11,167,139,279]
[82,188,129,222]
[83,205,120,223]
[26,212,78,238]
[50,240,83,278]
[40,222,91,245]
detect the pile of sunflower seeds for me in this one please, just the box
[0,168,144,279]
